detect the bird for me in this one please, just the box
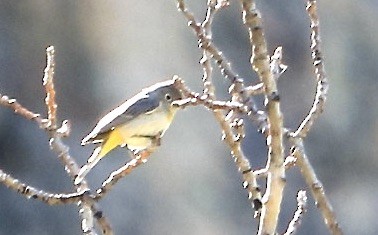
[74,76,184,185]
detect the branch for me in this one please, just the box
[93,150,152,200]
[177,0,268,134]
[0,94,44,126]
[0,47,113,235]
[284,190,307,235]
[172,83,247,113]
[43,46,58,129]
[293,0,328,138]
[289,137,343,235]
[41,46,97,235]
[270,46,287,81]
[241,1,286,234]
[0,168,86,205]
[243,82,265,96]
[0,96,89,205]
[254,155,296,179]
[177,0,263,216]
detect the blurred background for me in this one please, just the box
[0,1,376,234]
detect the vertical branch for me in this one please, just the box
[293,0,328,138]
[41,46,113,235]
[177,0,263,216]
[41,46,95,235]
[177,0,268,133]
[43,46,57,128]
[0,47,113,234]
[290,138,342,235]
[241,1,286,234]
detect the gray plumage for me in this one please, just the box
[75,77,183,185]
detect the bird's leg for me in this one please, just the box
[131,133,163,161]
[150,133,162,147]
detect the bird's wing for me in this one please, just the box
[82,94,160,145]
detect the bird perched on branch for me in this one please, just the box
[74,76,184,185]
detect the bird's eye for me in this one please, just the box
[165,93,172,101]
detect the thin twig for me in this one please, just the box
[0,168,86,205]
[177,0,263,215]
[93,151,151,200]
[270,46,287,81]
[177,0,238,84]
[254,156,296,179]
[290,137,342,235]
[43,46,58,129]
[241,1,286,234]
[0,47,113,235]
[0,96,111,235]
[177,0,268,134]
[293,0,328,138]
[42,46,98,235]
[284,190,308,235]
[0,94,44,126]
[243,83,265,96]
[173,85,247,113]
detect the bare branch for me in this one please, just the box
[93,150,152,200]
[290,137,343,235]
[243,83,265,96]
[43,46,58,129]
[202,0,230,34]
[177,0,268,134]
[0,94,44,126]
[0,168,86,205]
[254,156,296,179]
[177,0,238,84]
[284,155,297,169]
[40,46,98,235]
[293,0,328,138]
[91,205,113,235]
[270,46,287,80]
[284,190,308,235]
[241,1,286,234]
[173,81,247,113]
[0,47,113,235]
[177,0,263,216]
[0,1,340,234]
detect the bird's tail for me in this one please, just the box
[74,146,102,185]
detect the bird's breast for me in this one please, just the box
[118,105,176,140]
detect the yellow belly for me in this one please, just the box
[98,105,177,157]
[118,109,173,149]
